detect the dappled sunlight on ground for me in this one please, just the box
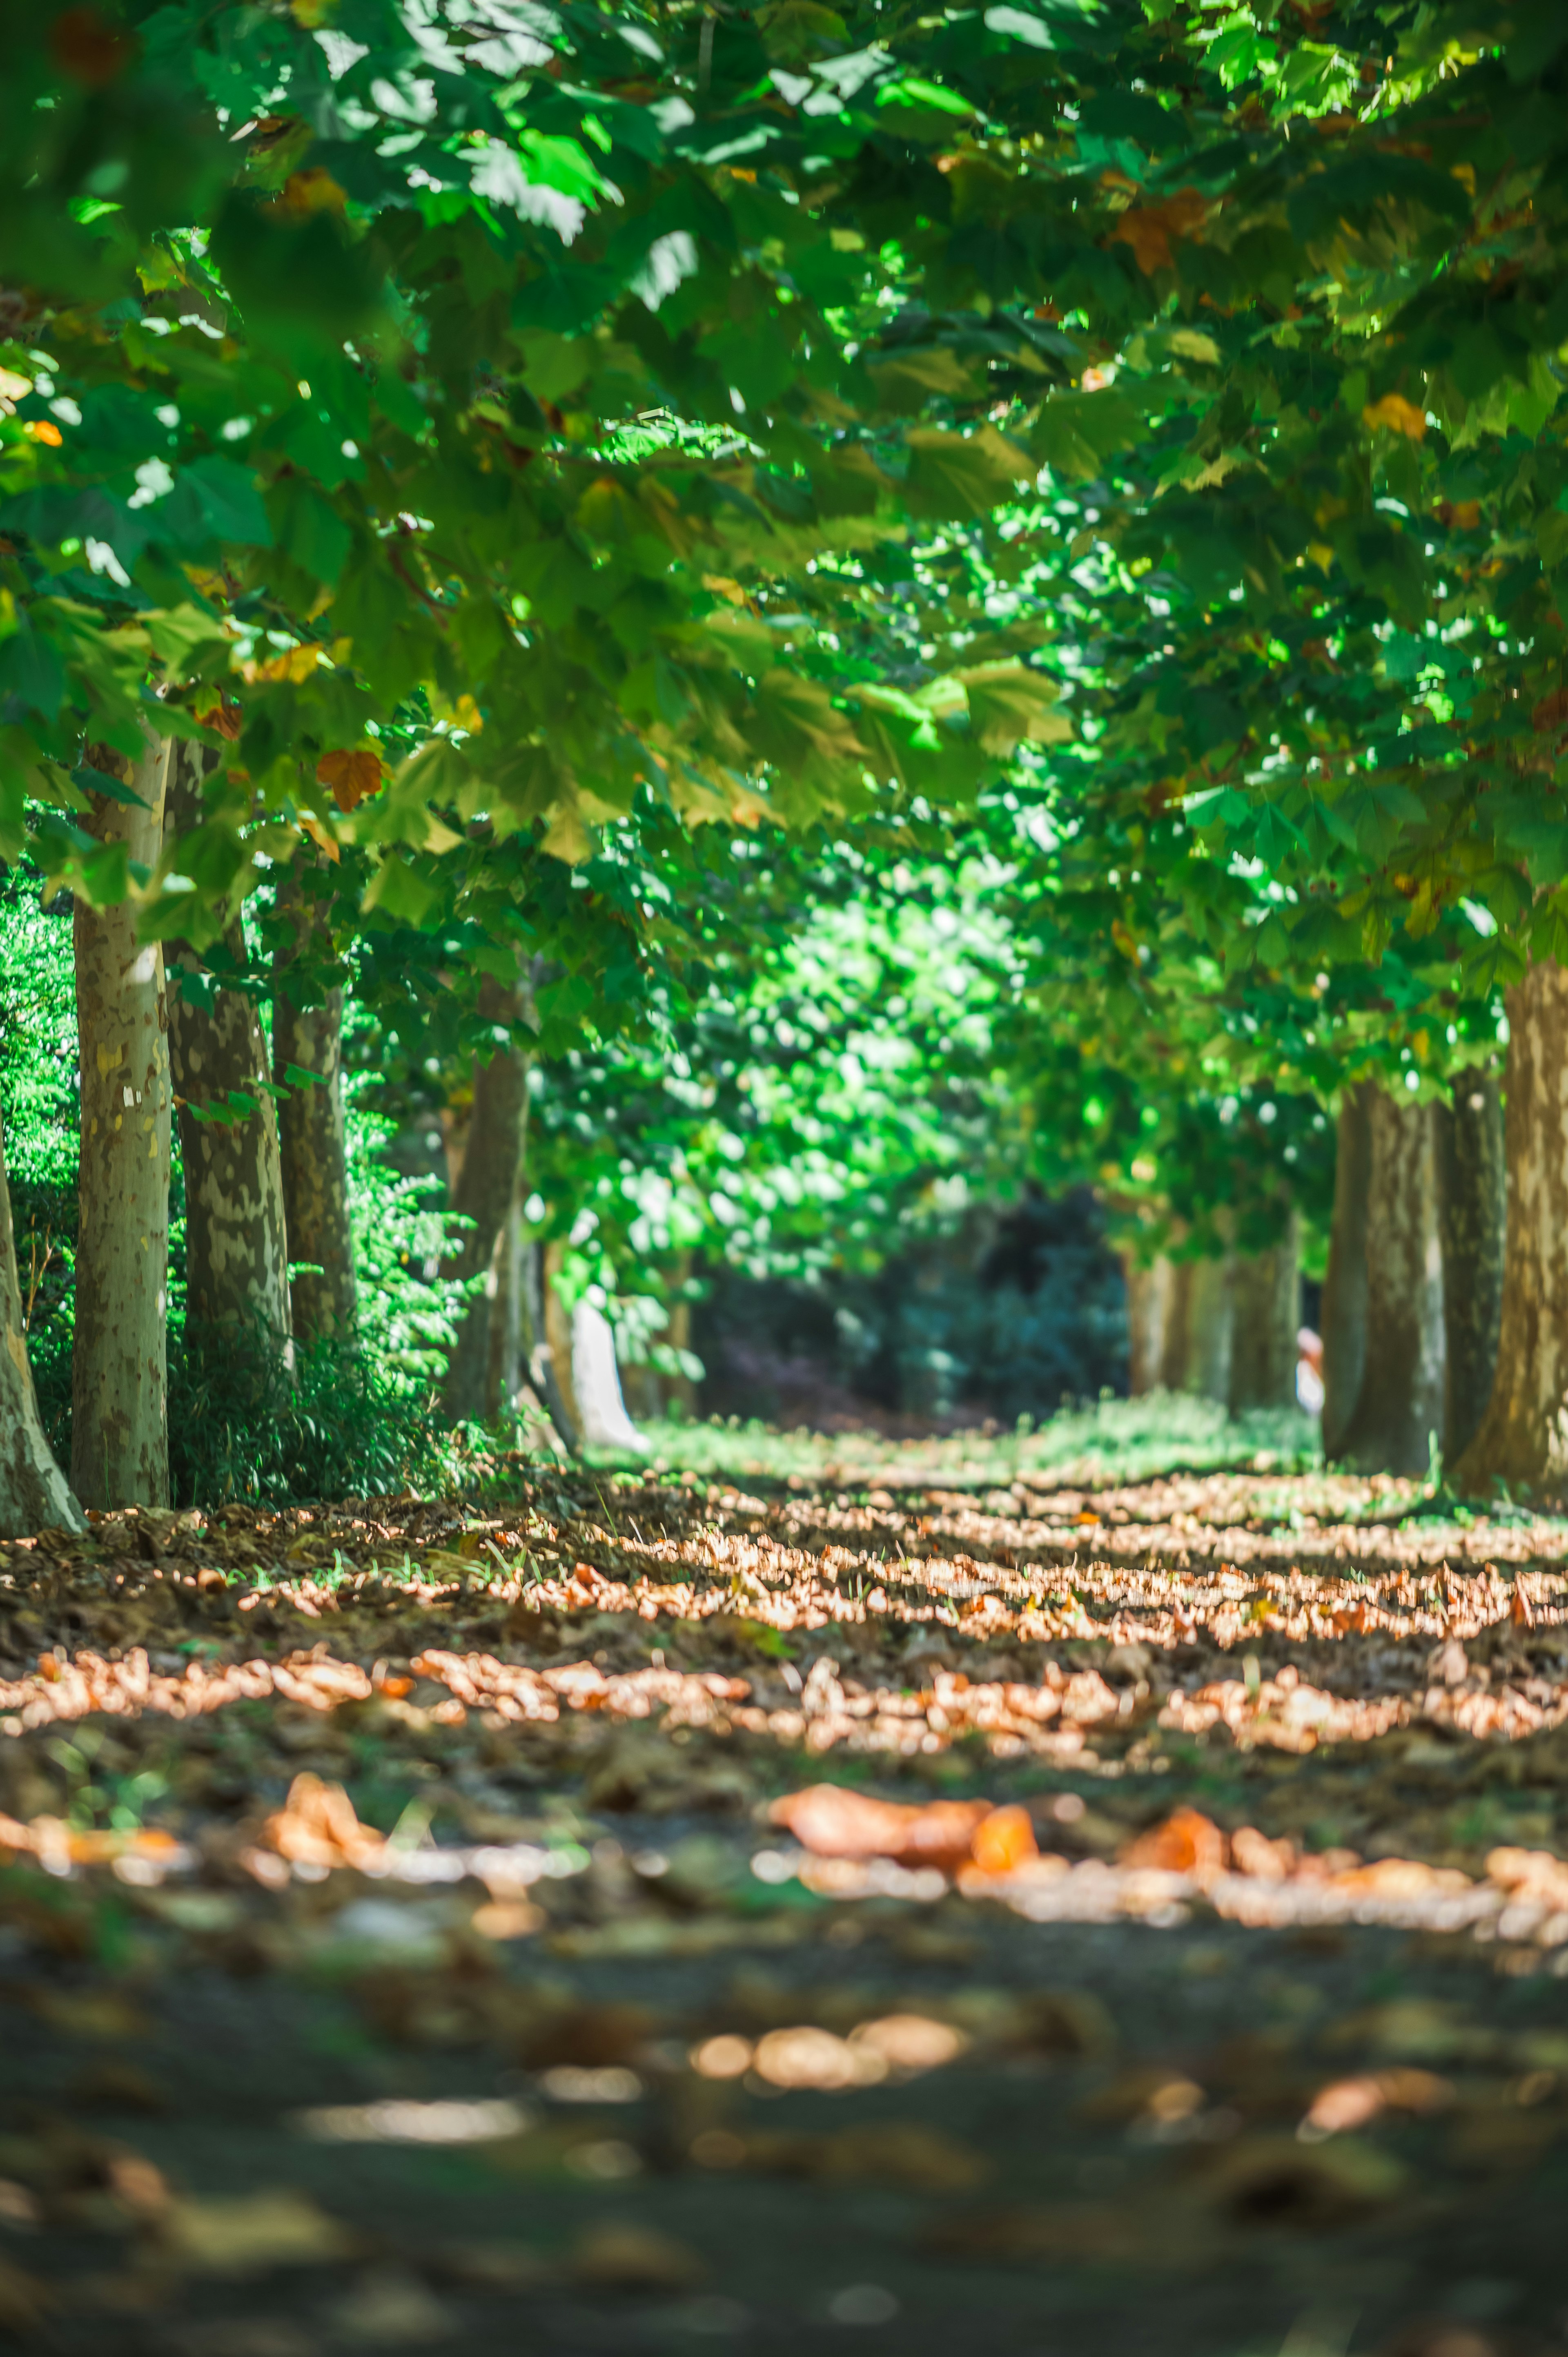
[4,1449,1568,2350]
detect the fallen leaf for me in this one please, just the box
[1121,1806,1225,1881]
[968,1805,1038,1877]
[0,2255,53,2330]
[570,2223,704,2290]
[770,1785,989,1871]
[260,1774,385,1871]
[157,2188,358,2274]
[742,2122,989,2191]
[1198,2133,1408,2227]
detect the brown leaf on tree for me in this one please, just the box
[1108,189,1207,274]
[316,747,386,813]
[49,5,133,86]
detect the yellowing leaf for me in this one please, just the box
[272,167,347,216]
[540,800,593,864]
[299,814,341,861]
[1362,393,1427,440]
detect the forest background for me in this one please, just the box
[0,0,1565,1527]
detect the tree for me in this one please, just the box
[71,728,172,1510]
[1456,964,1568,1497]
[0,1103,83,1536]
[441,976,531,1423]
[1331,1090,1445,1477]
[1434,1073,1506,1467]
[165,747,290,1352]
[273,863,358,1347]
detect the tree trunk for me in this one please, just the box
[1455,962,1568,1497]
[1229,1212,1301,1413]
[1181,1256,1233,1405]
[1321,1083,1373,1459]
[542,1240,582,1440]
[0,1101,84,1535]
[1124,1254,1175,1396]
[1331,1088,1445,1476]
[72,730,173,1510]
[1158,1256,1192,1394]
[524,1240,579,1451]
[441,979,529,1424]
[1434,1071,1506,1469]
[273,863,356,1345]
[165,746,290,1348]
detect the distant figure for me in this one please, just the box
[1296,1326,1324,1416]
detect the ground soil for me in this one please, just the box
[3,1458,1568,2355]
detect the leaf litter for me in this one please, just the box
[3,1466,1568,2349]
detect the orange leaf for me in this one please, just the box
[969,1805,1038,1877]
[772,1785,991,1871]
[1108,190,1207,275]
[1120,1805,1225,1881]
[260,1773,385,1871]
[273,167,347,217]
[299,814,340,862]
[316,747,385,812]
[191,690,242,742]
[24,419,63,447]
[1362,393,1427,441]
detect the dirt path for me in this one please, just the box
[3,1463,1568,2353]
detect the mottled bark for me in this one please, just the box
[165,747,290,1347]
[1332,1088,1445,1476]
[72,730,173,1510]
[1435,1071,1506,1468]
[1229,1212,1301,1413]
[274,865,356,1345]
[441,980,530,1424]
[0,1102,84,1535]
[1124,1254,1175,1396]
[1456,963,1568,1496]
[1321,1084,1373,1460]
